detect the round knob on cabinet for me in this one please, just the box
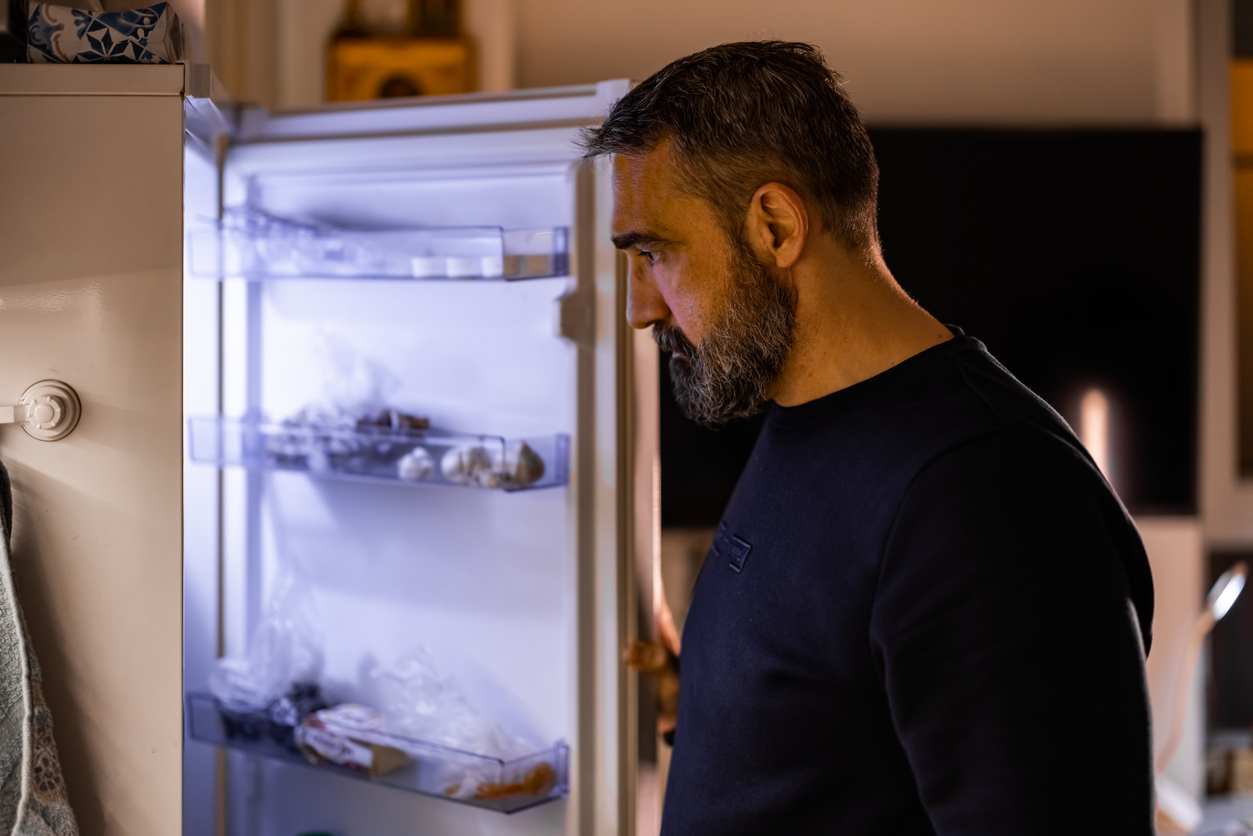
[27,397,62,429]
[19,381,81,441]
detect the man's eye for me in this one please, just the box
[637,249,658,264]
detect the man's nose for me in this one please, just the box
[626,264,669,330]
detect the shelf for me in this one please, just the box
[186,692,569,814]
[188,416,568,492]
[189,208,568,281]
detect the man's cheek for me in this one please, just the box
[656,272,701,336]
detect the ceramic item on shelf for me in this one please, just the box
[26,2,183,64]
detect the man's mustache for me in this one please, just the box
[653,323,697,358]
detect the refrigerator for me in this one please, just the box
[0,64,660,836]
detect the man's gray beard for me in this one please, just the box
[653,239,798,427]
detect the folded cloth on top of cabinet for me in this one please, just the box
[25,2,183,64]
[0,462,79,836]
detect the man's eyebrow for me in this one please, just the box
[611,231,669,250]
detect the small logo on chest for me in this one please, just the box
[713,524,753,573]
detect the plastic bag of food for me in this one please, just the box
[208,564,324,715]
[371,648,539,798]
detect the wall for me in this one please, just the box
[514,0,1194,124]
[209,0,1194,122]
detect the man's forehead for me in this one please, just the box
[612,146,675,201]
[610,141,685,236]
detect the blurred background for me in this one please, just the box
[181,0,1196,121]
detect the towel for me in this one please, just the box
[0,462,78,836]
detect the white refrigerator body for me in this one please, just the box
[3,66,657,836]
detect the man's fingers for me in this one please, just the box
[623,640,670,672]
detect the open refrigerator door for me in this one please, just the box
[182,81,662,836]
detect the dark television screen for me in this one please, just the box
[660,128,1202,526]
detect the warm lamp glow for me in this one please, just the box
[1080,388,1110,478]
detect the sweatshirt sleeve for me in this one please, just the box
[871,432,1154,835]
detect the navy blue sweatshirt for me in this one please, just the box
[661,332,1154,835]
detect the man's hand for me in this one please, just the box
[624,640,680,735]
[623,582,683,735]
[624,640,672,673]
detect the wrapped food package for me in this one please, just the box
[296,704,409,779]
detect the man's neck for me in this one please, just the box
[769,241,952,408]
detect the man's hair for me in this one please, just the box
[582,41,880,255]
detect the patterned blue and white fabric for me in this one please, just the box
[27,2,183,64]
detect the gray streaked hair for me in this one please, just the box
[582,41,881,256]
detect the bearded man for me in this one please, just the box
[583,41,1154,835]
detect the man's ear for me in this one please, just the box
[745,182,809,270]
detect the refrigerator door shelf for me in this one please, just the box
[188,415,570,491]
[186,693,570,814]
[189,209,569,282]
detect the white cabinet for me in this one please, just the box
[0,64,191,836]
